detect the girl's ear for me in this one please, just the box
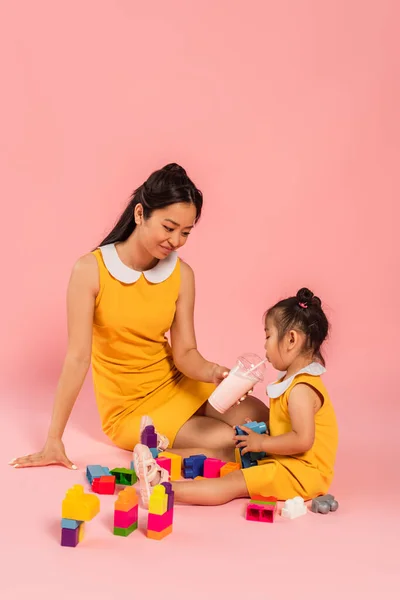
[288,329,298,349]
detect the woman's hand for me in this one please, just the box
[9,438,77,470]
[233,423,268,454]
[210,364,230,386]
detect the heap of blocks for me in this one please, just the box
[147,482,174,540]
[246,495,277,523]
[113,487,139,536]
[61,484,100,547]
[183,454,240,479]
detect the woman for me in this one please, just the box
[10,163,269,469]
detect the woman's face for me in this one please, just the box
[138,202,197,259]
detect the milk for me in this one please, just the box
[208,364,260,414]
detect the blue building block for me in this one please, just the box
[61,518,82,530]
[183,454,207,479]
[86,465,110,485]
[149,448,159,459]
[235,421,268,469]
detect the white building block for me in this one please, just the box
[281,496,307,519]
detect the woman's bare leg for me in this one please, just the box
[173,415,236,457]
[203,395,270,428]
[171,469,248,505]
[168,446,235,463]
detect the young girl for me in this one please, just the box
[133,287,339,506]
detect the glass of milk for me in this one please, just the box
[208,353,266,414]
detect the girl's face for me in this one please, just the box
[136,202,196,259]
[264,316,305,372]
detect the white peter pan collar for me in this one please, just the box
[99,243,178,284]
[266,362,326,398]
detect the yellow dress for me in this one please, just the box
[91,244,215,451]
[242,364,339,501]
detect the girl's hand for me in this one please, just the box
[9,438,77,470]
[234,423,267,454]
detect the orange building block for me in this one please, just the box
[115,487,139,512]
[62,484,100,521]
[220,462,241,477]
[147,525,172,540]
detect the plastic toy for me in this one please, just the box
[113,487,138,536]
[147,482,174,540]
[141,425,159,458]
[157,451,182,481]
[235,421,268,468]
[203,458,226,478]
[61,484,100,547]
[246,495,277,523]
[110,467,137,486]
[281,496,307,519]
[91,475,116,495]
[86,465,110,485]
[220,462,241,477]
[183,454,207,479]
[156,456,172,476]
[311,494,339,514]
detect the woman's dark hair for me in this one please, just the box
[98,163,203,247]
[266,288,329,366]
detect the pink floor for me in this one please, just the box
[2,386,399,599]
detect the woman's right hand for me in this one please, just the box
[9,438,77,470]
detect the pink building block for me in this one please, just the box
[203,458,226,478]
[147,508,174,533]
[246,502,276,523]
[156,457,172,476]
[114,505,138,529]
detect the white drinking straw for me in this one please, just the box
[245,359,267,375]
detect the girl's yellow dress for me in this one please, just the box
[91,244,215,450]
[243,363,339,501]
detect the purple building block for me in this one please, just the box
[61,527,79,547]
[161,481,174,511]
[141,425,158,448]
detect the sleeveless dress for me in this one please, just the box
[91,243,215,451]
[242,363,339,501]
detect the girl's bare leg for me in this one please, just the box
[171,469,249,505]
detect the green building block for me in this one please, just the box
[110,468,137,486]
[113,522,138,537]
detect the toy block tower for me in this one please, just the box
[141,425,159,458]
[61,484,100,547]
[113,487,139,536]
[147,482,174,540]
[245,495,277,523]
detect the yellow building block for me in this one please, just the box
[220,462,241,477]
[157,452,182,481]
[148,484,168,515]
[62,484,100,521]
[234,447,242,465]
[147,524,172,540]
[78,523,85,543]
[115,487,138,512]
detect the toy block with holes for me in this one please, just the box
[141,425,159,458]
[61,485,100,547]
[220,462,241,477]
[157,452,182,480]
[147,482,174,540]
[246,495,277,523]
[183,454,207,479]
[110,467,137,486]
[235,421,268,468]
[281,496,307,519]
[86,465,111,485]
[91,475,116,495]
[156,456,172,477]
[113,487,139,536]
[203,458,226,478]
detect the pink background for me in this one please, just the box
[0,1,399,598]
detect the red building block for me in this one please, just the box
[203,458,226,478]
[147,508,174,533]
[91,475,116,495]
[246,502,277,523]
[114,505,138,529]
[156,457,172,476]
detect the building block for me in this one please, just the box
[150,448,159,459]
[61,527,79,547]
[281,497,307,519]
[148,484,168,515]
[115,487,138,512]
[78,523,85,542]
[114,522,138,537]
[246,501,277,523]
[183,454,207,479]
[86,465,110,485]
[110,467,137,486]
[114,505,138,529]
[61,518,81,530]
[62,484,100,521]
[141,425,158,448]
[311,494,339,514]
[91,475,116,495]
[161,481,174,511]
[157,452,182,481]
[251,495,277,505]
[235,421,268,468]
[220,462,241,477]
[147,509,174,532]
[147,525,172,540]
[203,458,226,478]
[156,456,171,476]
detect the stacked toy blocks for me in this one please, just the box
[61,484,100,547]
[183,454,240,479]
[147,482,174,540]
[86,465,116,494]
[141,425,159,459]
[246,495,277,523]
[235,421,268,469]
[113,487,139,536]
[157,451,182,480]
